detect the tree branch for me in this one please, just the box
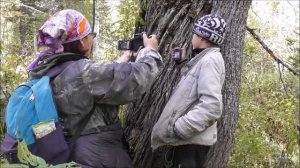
[246,26,300,77]
[19,3,45,14]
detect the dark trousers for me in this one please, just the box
[70,130,133,168]
[166,144,210,168]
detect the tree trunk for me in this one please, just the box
[124,0,252,168]
[18,0,45,57]
[19,16,26,56]
[92,0,101,59]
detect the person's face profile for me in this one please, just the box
[78,33,95,57]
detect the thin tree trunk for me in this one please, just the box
[18,0,46,57]
[124,0,252,168]
[92,0,101,59]
[19,16,26,56]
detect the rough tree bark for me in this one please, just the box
[124,0,252,168]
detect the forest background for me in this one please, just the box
[0,0,299,167]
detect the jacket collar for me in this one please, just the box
[189,47,220,64]
[192,48,206,58]
[181,48,220,76]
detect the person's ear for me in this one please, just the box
[79,39,85,49]
[78,38,91,57]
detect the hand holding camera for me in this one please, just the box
[172,47,187,64]
[116,47,143,63]
[143,33,158,50]
[118,33,143,51]
[117,33,158,62]
[118,33,158,51]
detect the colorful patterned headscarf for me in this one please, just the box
[27,9,91,71]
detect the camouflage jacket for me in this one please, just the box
[29,48,162,136]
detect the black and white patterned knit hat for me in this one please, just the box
[192,14,226,45]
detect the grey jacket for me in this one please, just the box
[151,48,225,149]
[30,48,162,136]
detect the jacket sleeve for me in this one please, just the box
[174,57,224,139]
[81,47,162,105]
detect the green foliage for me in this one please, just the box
[113,0,142,123]
[96,0,143,61]
[57,0,93,21]
[243,34,275,74]
[228,3,299,166]
[18,140,48,166]
[95,0,121,61]
[116,0,142,39]
[228,73,299,167]
[1,159,29,168]
[286,28,300,73]
[271,1,280,14]
[228,12,299,167]
[0,0,22,16]
[1,141,80,167]
[0,54,28,139]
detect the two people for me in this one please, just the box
[2,8,227,168]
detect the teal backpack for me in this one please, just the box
[2,53,91,164]
[6,76,58,145]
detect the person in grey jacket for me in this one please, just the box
[1,9,162,168]
[151,14,226,168]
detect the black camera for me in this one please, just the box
[117,33,144,52]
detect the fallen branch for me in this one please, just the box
[246,26,300,77]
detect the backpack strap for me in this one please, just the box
[31,53,95,141]
[46,61,76,79]
[29,53,87,79]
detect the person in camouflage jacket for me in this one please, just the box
[2,9,162,168]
